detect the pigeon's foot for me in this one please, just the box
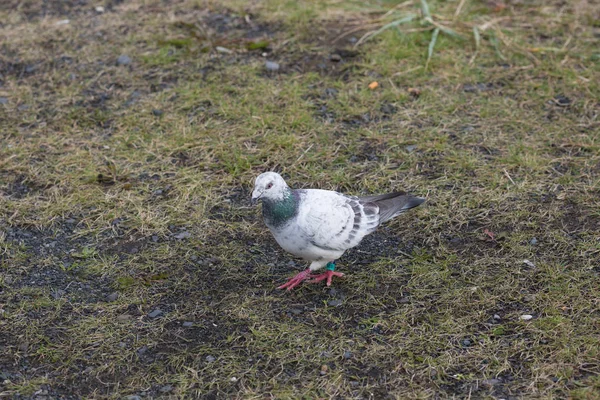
[308,270,344,286]
[277,269,314,291]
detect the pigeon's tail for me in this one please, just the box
[359,192,425,223]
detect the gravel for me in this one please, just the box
[265,61,280,72]
[117,55,132,66]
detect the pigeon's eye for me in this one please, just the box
[266,182,274,189]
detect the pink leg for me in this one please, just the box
[308,270,344,286]
[277,269,315,291]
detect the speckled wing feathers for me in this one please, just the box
[294,189,380,252]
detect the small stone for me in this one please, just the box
[289,308,302,315]
[55,19,70,25]
[265,61,280,72]
[230,376,238,382]
[136,346,148,356]
[324,88,338,98]
[462,339,472,347]
[106,292,118,302]
[343,351,352,359]
[216,46,233,54]
[95,6,105,13]
[17,104,30,111]
[493,314,501,320]
[206,355,216,363]
[328,299,342,307]
[148,309,163,318]
[117,55,132,66]
[151,235,159,242]
[117,314,132,322]
[330,53,342,62]
[182,321,193,327]
[554,95,571,107]
[152,109,163,116]
[159,385,173,393]
[0,97,8,105]
[153,189,163,196]
[523,259,536,268]
[529,237,538,245]
[520,314,533,321]
[126,396,142,400]
[173,231,191,240]
[320,365,328,375]
[405,145,417,153]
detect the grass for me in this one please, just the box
[1,0,599,398]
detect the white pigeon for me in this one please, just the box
[251,172,425,290]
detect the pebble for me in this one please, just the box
[95,6,105,13]
[405,145,417,153]
[530,237,538,245]
[152,109,163,116]
[343,351,352,359]
[328,299,342,307]
[216,46,233,54]
[520,314,533,321]
[126,396,141,400]
[174,231,191,240]
[554,95,571,107]
[230,377,238,382]
[523,260,536,268]
[320,365,328,375]
[148,309,163,318]
[117,55,132,66]
[0,97,8,105]
[462,339,472,347]
[106,292,118,302]
[136,346,148,356]
[324,88,338,98]
[55,19,70,25]
[493,314,501,321]
[182,321,193,327]
[330,54,342,62]
[159,385,173,393]
[265,61,280,72]
[206,355,216,363]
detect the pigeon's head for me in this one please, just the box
[252,172,289,205]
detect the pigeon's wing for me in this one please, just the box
[295,189,380,251]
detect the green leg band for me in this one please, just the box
[326,262,336,271]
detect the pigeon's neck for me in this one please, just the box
[262,188,298,227]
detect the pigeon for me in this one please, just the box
[251,172,425,290]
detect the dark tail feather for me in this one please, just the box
[359,192,425,223]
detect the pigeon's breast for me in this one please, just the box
[270,222,344,261]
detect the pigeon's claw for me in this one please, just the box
[277,269,314,291]
[308,270,344,286]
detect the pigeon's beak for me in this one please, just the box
[251,189,263,206]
